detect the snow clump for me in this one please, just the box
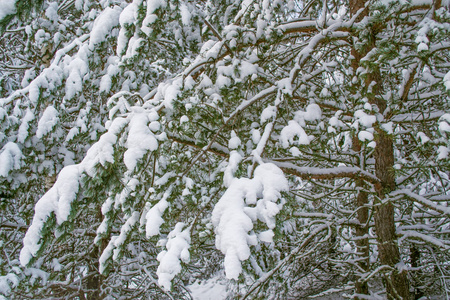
[211,160,288,279]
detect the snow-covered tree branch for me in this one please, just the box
[1,0,449,299]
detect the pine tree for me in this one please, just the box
[1,0,449,299]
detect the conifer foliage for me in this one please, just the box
[1,0,449,299]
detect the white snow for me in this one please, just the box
[141,0,167,36]
[180,3,191,26]
[20,165,81,265]
[260,105,276,124]
[211,177,255,279]
[228,131,241,149]
[23,268,49,286]
[223,151,242,187]
[358,130,374,142]
[154,172,175,186]
[354,109,377,128]
[188,275,228,300]
[83,117,129,175]
[199,74,213,88]
[239,61,258,79]
[112,211,140,260]
[116,178,139,206]
[279,120,311,148]
[28,76,49,105]
[254,123,273,157]
[100,57,120,93]
[295,104,322,125]
[123,110,158,172]
[44,2,58,22]
[381,122,394,134]
[417,132,430,144]
[89,6,122,48]
[36,106,59,138]
[180,115,189,124]
[444,71,450,90]
[251,128,261,144]
[417,42,428,51]
[20,104,161,267]
[259,229,274,243]
[0,142,23,177]
[65,56,89,99]
[253,163,288,227]
[119,1,139,26]
[277,78,293,95]
[156,223,191,290]
[21,69,36,88]
[329,112,345,129]
[117,1,139,54]
[199,41,217,56]
[439,114,450,133]
[17,109,35,143]
[437,146,449,160]
[0,0,17,21]
[211,162,288,279]
[415,19,430,52]
[0,273,19,296]
[216,74,231,88]
[99,236,118,274]
[155,77,183,110]
[145,190,170,237]
[51,258,62,271]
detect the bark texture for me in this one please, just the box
[350,1,410,298]
[374,132,410,299]
[353,138,370,298]
[355,188,370,297]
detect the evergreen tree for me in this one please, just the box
[1,0,449,299]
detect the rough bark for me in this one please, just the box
[410,245,424,299]
[85,208,106,300]
[373,128,410,300]
[86,251,102,300]
[355,188,370,297]
[353,138,370,298]
[350,1,410,298]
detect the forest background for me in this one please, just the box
[0,0,450,299]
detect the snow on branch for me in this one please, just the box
[390,189,450,215]
[211,159,288,280]
[225,86,277,122]
[20,164,82,266]
[20,106,161,266]
[272,161,381,186]
[156,222,191,291]
[391,111,444,123]
[0,34,90,107]
[398,230,450,249]
[0,142,23,178]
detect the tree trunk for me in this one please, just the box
[353,138,370,298]
[86,208,106,300]
[373,132,410,299]
[350,1,410,298]
[355,188,370,297]
[410,245,424,299]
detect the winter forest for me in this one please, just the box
[0,0,449,299]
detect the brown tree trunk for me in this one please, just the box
[353,138,370,298]
[86,251,103,300]
[410,245,424,299]
[355,187,370,297]
[350,5,370,295]
[350,1,410,298]
[85,208,107,300]
[373,131,410,300]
